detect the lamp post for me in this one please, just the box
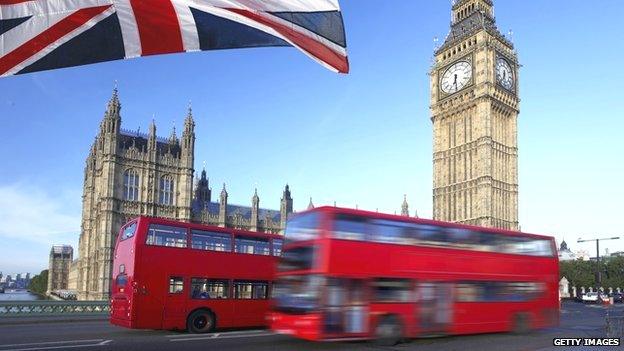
[577,236,620,288]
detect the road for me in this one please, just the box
[0,302,621,351]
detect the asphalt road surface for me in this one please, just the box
[0,301,621,351]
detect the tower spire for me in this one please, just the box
[401,194,409,217]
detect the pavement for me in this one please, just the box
[0,301,621,351]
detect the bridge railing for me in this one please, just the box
[0,301,110,317]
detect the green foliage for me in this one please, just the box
[560,257,624,289]
[28,269,48,295]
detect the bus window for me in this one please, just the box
[235,237,270,255]
[169,277,184,294]
[234,281,268,299]
[272,239,283,256]
[455,281,544,302]
[372,278,412,302]
[369,220,411,245]
[414,224,445,243]
[121,222,137,241]
[191,230,231,252]
[334,215,368,241]
[191,278,229,299]
[285,212,321,242]
[146,225,187,248]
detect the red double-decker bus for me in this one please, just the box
[270,207,559,345]
[110,216,283,333]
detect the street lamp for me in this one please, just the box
[577,236,620,287]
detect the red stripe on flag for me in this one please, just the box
[226,8,349,73]
[0,5,112,76]
[0,0,33,4]
[129,0,183,56]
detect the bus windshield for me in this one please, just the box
[278,245,315,272]
[284,212,322,243]
[273,275,324,313]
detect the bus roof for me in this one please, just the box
[297,206,554,241]
[130,215,284,239]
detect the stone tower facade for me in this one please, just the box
[431,0,519,230]
[47,245,73,294]
[77,89,292,300]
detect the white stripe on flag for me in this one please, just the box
[0,0,113,19]
[112,0,142,58]
[172,0,200,52]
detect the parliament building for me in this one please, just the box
[75,89,293,300]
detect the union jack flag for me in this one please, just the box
[0,0,349,77]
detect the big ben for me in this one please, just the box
[431,0,519,230]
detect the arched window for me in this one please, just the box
[159,176,175,205]
[123,169,139,201]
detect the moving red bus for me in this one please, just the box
[270,207,559,345]
[111,216,282,333]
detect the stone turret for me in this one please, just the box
[194,168,211,206]
[181,105,195,169]
[251,189,260,231]
[280,184,293,230]
[219,183,228,227]
[401,195,409,216]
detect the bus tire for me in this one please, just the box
[374,315,403,346]
[187,309,215,334]
[512,313,530,334]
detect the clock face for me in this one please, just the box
[496,57,514,90]
[440,61,472,94]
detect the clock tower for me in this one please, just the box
[431,0,519,230]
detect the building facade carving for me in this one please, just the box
[431,0,519,230]
[76,90,293,300]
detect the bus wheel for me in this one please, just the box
[374,315,403,346]
[187,309,215,334]
[512,313,530,334]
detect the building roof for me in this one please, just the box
[192,201,281,222]
[119,129,181,157]
[436,8,513,55]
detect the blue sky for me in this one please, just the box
[1,0,623,274]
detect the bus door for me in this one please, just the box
[324,278,368,336]
[417,282,454,335]
[163,276,188,328]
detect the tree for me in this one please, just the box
[560,257,624,290]
[28,269,48,295]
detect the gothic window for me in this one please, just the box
[123,170,139,201]
[159,176,175,205]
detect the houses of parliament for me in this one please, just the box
[75,89,294,300]
[72,0,520,300]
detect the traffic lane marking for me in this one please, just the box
[0,339,105,348]
[169,331,273,342]
[0,339,111,351]
[166,329,268,338]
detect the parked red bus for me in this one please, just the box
[270,207,559,345]
[110,216,282,333]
